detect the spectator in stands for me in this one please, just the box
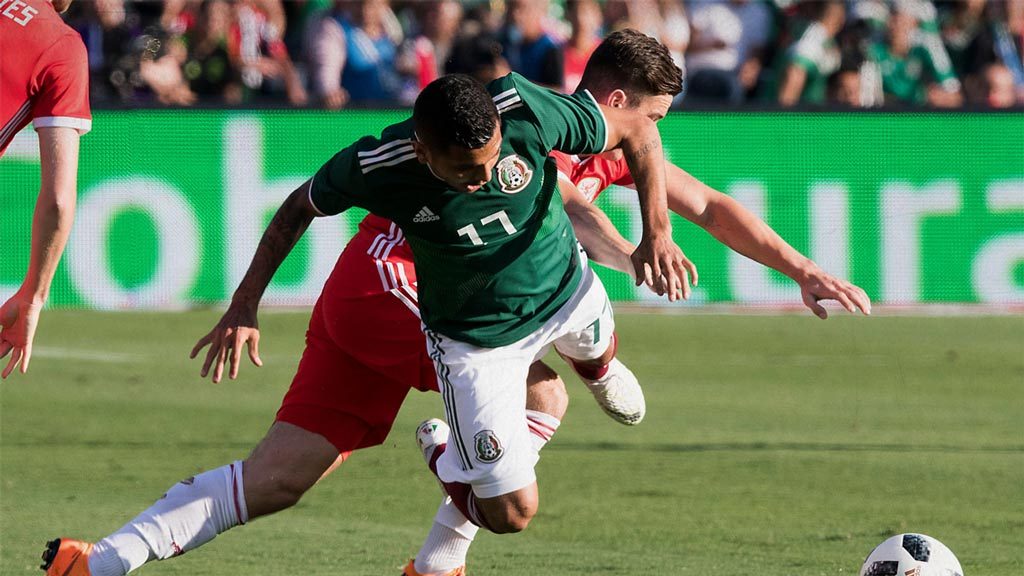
[940,0,989,78]
[603,0,688,76]
[499,0,564,89]
[445,32,511,84]
[967,62,1018,106]
[181,0,242,103]
[827,52,867,107]
[73,0,150,103]
[308,0,406,108]
[562,0,603,93]
[398,0,463,101]
[867,3,963,106]
[231,0,307,105]
[686,0,773,105]
[955,0,1024,104]
[777,0,845,106]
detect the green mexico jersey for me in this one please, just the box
[783,22,840,104]
[309,73,608,347]
[869,31,960,105]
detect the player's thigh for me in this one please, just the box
[526,361,567,419]
[425,330,537,499]
[551,268,615,361]
[277,295,422,453]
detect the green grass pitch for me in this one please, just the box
[2,310,1021,575]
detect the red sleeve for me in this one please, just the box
[550,150,574,181]
[611,156,634,187]
[31,33,91,133]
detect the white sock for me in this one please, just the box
[88,461,248,576]
[526,409,560,454]
[414,499,476,574]
[413,412,560,574]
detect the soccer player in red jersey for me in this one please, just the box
[554,30,870,320]
[0,0,91,379]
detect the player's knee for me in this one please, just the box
[485,495,538,534]
[489,508,535,533]
[242,455,320,514]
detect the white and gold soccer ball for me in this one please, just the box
[860,533,963,576]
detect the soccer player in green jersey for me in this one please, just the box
[308,72,688,535]
[407,29,871,575]
[41,66,691,575]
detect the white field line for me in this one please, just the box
[32,346,145,364]
[31,346,300,367]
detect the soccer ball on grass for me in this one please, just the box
[860,533,963,576]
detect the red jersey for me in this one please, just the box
[551,150,634,203]
[0,0,91,156]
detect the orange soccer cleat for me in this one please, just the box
[402,559,466,576]
[41,538,93,576]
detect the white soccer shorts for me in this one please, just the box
[424,267,614,498]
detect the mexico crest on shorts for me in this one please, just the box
[473,430,504,463]
[496,155,532,193]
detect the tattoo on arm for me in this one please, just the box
[632,139,661,160]
[235,191,314,302]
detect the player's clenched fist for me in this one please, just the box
[631,233,698,302]
[190,302,263,383]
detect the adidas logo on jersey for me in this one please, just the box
[413,207,440,223]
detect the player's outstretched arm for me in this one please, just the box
[663,162,871,318]
[558,179,635,278]
[599,105,695,301]
[0,127,80,379]
[190,181,321,382]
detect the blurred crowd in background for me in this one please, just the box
[66,0,1024,109]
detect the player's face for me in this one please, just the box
[633,94,674,124]
[417,126,503,193]
[51,0,73,13]
[602,91,673,161]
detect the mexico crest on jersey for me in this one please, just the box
[496,155,532,193]
[473,430,504,463]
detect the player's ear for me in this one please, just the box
[607,89,629,109]
[412,140,431,165]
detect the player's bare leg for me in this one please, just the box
[43,422,339,576]
[409,362,566,575]
[243,422,342,517]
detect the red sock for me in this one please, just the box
[570,332,618,380]
[428,444,495,532]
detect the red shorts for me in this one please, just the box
[275,218,437,454]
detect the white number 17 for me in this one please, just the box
[457,210,517,246]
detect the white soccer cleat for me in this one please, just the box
[416,418,450,466]
[579,358,646,425]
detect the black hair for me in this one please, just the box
[413,74,499,150]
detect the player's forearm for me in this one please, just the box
[231,188,315,307]
[700,194,816,282]
[22,190,76,303]
[615,117,672,240]
[24,127,80,303]
[564,197,635,277]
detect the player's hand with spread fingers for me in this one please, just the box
[190,300,264,383]
[631,233,698,302]
[0,291,44,379]
[797,267,872,319]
